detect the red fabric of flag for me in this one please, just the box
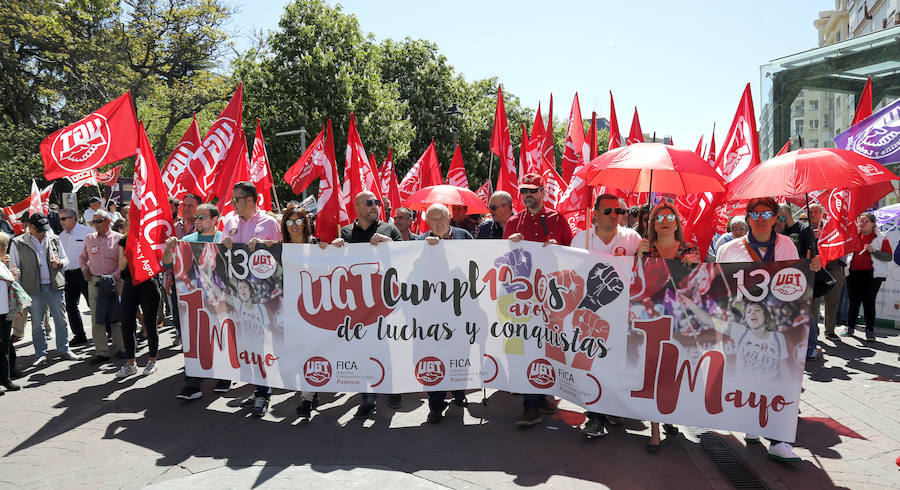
[562,93,586,182]
[161,114,201,199]
[852,77,873,125]
[608,92,622,151]
[250,119,275,211]
[126,123,174,284]
[445,143,469,189]
[627,107,644,144]
[491,85,522,211]
[342,113,385,222]
[3,185,53,235]
[41,92,139,180]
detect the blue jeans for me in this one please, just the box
[29,284,70,357]
[807,313,818,358]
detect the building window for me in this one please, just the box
[808,139,819,147]
[809,101,819,110]
[808,119,820,129]
[795,121,804,132]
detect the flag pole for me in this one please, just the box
[488,152,494,189]
[272,188,282,214]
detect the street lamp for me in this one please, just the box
[275,127,308,202]
[446,103,463,149]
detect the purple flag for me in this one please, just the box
[834,97,900,165]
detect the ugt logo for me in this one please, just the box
[304,356,332,387]
[51,113,111,172]
[415,356,445,386]
[527,358,556,389]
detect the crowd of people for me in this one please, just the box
[0,174,894,465]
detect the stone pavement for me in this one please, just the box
[1,302,899,489]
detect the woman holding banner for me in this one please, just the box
[636,203,699,453]
[713,196,821,463]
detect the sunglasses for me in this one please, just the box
[365,199,382,207]
[60,216,74,221]
[92,219,107,224]
[655,214,677,223]
[230,195,250,204]
[747,211,774,221]
[600,207,626,215]
[520,188,541,194]
[193,215,210,221]
[285,219,305,227]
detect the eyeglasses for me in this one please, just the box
[600,208,626,215]
[365,199,382,207]
[60,216,74,221]
[92,219,107,224]
[194,215,210,221]
[520,188,541,194]
[489,204,509,211]
[285,219,305,227]
[655,214,677,223]
[747,211,774,221]
[230,195,250,204]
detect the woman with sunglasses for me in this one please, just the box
[635,203,698,452]
[715,197,821,463]
[282,205,320,417]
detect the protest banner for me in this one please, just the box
[176,241,813,440]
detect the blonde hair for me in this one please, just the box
[647,203,685,244]
[0,232,9,254]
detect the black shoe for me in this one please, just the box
[354,403,376,419]
[388,394,402,409]
[1,379,21,391]
[69,337,88,346]
[427,407,446,424]
[825,332,840,341]
[297,399,313,418]
[251,396,269,417]
[647,442,661,454]
[89,355,111,365]
[663,424,679,435]
[213,380,232,393]
[581,417,608,438]
[452,394,468,408]
[176,386,202,400]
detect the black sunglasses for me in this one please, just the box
[599,207,626,215]
[520,188,541,195]
[365,198,382,207]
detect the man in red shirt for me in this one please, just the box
[503,173,572,427]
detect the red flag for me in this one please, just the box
[588,112,598,161]
[161,114,201,199]
[707,127,717,162]
[3,184,53,235]
[608,91,622,151]
[491,85,521,211]
[65,171,97,193]
[627,107,645,144]
[175,84,243,200]
[562,93,586,182]
[214,129,251,220]
[126,123,174,284]
[95,165,123,187]
[544,95,555,172]
[525,103,544,176]
[41,92,139,180]
[342,113,385,222]
[694,135,704,156]
[250,119,275,211]
[27,180,42,217]
[852,77,873,125]
[399,141,442,232]
[445,143,469,189]
[378,148,402,217]
[474,180,492,206]
[283,122,344,241]
[541,148,567,209]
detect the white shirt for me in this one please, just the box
[716,234,799,262]
[83,208,98,224]
[108,211,123,223]
[10,230,69,284]
[572,226,642,256]
[59,223,92,271]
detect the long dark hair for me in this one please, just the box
[281,204,311,243]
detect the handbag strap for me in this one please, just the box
[741,236,763,263]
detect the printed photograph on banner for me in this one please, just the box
[283,241,484,394]
[174,242,287,388]
[625,258,813,441]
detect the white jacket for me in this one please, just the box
[871,234,894,279]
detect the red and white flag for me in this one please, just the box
[27,180,43,217]
[250,119,275,211]
[161,114,201,199]
[95,165,123,187]
[378,148,402,217]
[541,148,567,209]
[694,135,704,156]
[2,184,53,235]
[525,104,544,176]
[445,143,469,189]
[474,180,492,206]
[126,123,174,284]
[341,113,385,222]
[284,121,345,242]
[627,107,645,144]
[399,141,442,233]
[213,130,251,220]
[175,84,243,200]
[608,92,623,151]
[65,171,98,193]
[544,95,555,172]
[41,92,140,180]
[561,93,586,182]
[491,85,522,211]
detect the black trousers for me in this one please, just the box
[121,279,160,359]
[64,270,89,340]
[846,269,882,332]
[427,390,465,410]
[0,317,14,380]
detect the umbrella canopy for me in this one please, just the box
[726,148,899,201]
[574,143,725,196]
[402,184,489,214]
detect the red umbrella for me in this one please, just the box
[575,143,725,197]
[402,184,489,214]
[726,148,899,201]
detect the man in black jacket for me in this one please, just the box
[477,191,513,239]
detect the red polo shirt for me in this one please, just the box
[503,207,573,246]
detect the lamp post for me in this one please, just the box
[446,103,463,150]
[275,127,308,201]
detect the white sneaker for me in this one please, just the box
[767,442,801,462]
[743,433,760,444]
[142,361,158,376]
[115,364,138,378]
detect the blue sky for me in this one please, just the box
[228,0,827,148]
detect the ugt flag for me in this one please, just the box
[834,98,900,166]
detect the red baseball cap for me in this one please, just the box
[519,173,543,189]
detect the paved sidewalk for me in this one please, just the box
[1,304,899,489]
